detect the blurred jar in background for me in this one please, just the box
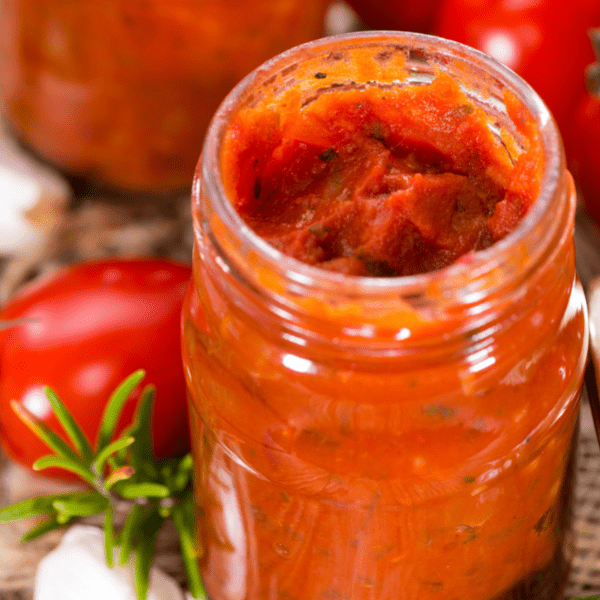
[0,0,330,192]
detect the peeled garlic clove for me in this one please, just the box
[0,126,70,255]
[34,525,185,600]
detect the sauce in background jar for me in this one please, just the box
[182,32,588,600]
[0,0,329,192]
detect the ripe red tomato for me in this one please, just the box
[345,0,443,33]
[434,0,600,137]
[571,88,600,225]
[0,258,192,478]
[567,29,600,225]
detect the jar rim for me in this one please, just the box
[197,30,566,304]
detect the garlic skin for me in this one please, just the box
[34,525,185,600]
[0,125,70,256]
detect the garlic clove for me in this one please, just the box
[34,525,185,600]
[0,124,70,255]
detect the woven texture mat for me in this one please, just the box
[568,205,600,596]
[565,401,600,598]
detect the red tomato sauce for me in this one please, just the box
[185,40,585,600]
[222,73,542,275]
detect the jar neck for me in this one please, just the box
[192,31,574,355]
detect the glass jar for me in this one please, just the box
[0,0,329,192]
[182,32,588,600]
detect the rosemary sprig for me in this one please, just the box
[0,370,206,600]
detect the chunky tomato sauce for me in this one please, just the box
[222,73,542,275]
[184,38,586,600]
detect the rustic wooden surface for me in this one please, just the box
[0,191,194,304]
[576,204,600,291]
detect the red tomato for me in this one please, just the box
[345,0,443,33]
[434,0,600,137]
[568,30,600,224]
[571,88,600,225]
[0,258,192,478]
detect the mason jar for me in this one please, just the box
[182,32,588,600]
[0,0,329,192]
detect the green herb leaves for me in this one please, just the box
[0,370,206,600]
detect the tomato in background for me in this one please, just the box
[572,92,600,224]
[344,0,443,33]
[571,31,600,226]
[434,0,600,138]
[0,258,192,478]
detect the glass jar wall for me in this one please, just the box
[0,0,329,192]
[182,32,588,600]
